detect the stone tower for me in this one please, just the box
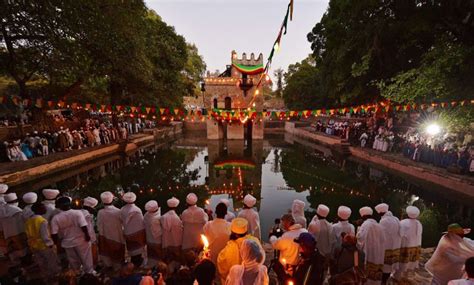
[204,51,264,140]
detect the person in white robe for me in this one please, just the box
[226,239,269,285]
[181,193,208,250]
[41,189,60,222]
[51,197,94,274]
[448,256,474,285]
[82,197,98,265]
[291,199,307,228]
[144,200,162,266]
[357,206,385,285]
[161,197,183,260]
[0,183,8,258]
[22,192,37,221]
[425,224,474,285]
[97,191,125,269]
[0,193,28,264]
[270,213,307,281]
[393,206,422,281]
[120,192,146,266]
[220,198,235,222]
[308,204,335,258]
[203,202,231,264]
[375,203,402,284]
[238,194,261,240]
[333,205,355,248]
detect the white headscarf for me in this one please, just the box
[225,239,269,285]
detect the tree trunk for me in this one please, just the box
[109,80,122,127]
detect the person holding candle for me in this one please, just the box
[121,192,146,267]
[238,194,261,240]
[144,200,162,267]
[97,191,125,269]
[217,217,260,284]
[181,193,208,251]
[203,202,231,264]
[270,213,308,283]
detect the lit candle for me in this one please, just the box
[200,234,210,260]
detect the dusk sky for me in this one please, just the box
[145,0,329,76]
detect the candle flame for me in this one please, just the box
[201,234,209,248]
[287,281,294,285]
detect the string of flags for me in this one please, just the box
[1,95,472,122]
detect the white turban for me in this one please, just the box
[375,203,389,214]
[167,197,179,208]
[406,206,420,219]
[0,183,8,194]
[292,199,305,216]
[186,193,198,205]
[316,204,330,218]
[22,192,38,204]
[359,206,373,217]
[100,191,114,204]
[122,192,136,203]
[145,200,159,212]
[83,197,98,208]
[42,189,60,200]
[243,194,256,208]
[337,206,352,220]
[4,193,18,203]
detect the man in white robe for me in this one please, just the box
[291,199,307,228]
[22,192,37,221]
[0,193,28,264]
[333,205,355,248]
[144,200,162,266]
[41,189,60,222]
[97,191,125,269]
[375,203,402,284]
[203,202,231,264]
[220,198,235,222]
[82,197,98,265]
[357,206,385,285]
[425,224,474,285]
[238,194,261,240]
[120,192,146,266]
[51,197,94,274]
[308,204,335,258]
[393,206,422,281]
[161,197,183,260]
[181,193,208,250]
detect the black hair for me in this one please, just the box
[230,232,246,240]
[215,202,227,219]
[466,256,474,278]
[31,202,47,215]
[274,218,281,224]
[195,259,216,285]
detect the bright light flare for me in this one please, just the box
[201,234,209,249]
[426,123,441,135]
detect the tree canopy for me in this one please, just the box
[0,1,206,107]
[283,0,474,109]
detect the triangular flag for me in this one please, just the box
[146,107,151,114]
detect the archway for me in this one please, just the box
[224,97,232,110]
[213,98,218,109]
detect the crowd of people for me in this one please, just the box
[1,183,473,285]
[311,117,474,175]
[1,119,152,163]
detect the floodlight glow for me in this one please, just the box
[426,123,440,135]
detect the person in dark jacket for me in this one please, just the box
[330,234,365,283]
[292,232,325,285]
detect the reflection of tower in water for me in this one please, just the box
[206,140,263,211]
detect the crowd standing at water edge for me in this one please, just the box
[0,184,474,284]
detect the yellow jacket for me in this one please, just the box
[25,215,50,251]
[217,234,260,283]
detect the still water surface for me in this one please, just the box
[13,135,474,246]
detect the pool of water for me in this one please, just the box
[13,135,474,247]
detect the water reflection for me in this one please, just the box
[12,136,474,247]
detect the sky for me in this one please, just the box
[145,0,329,76]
